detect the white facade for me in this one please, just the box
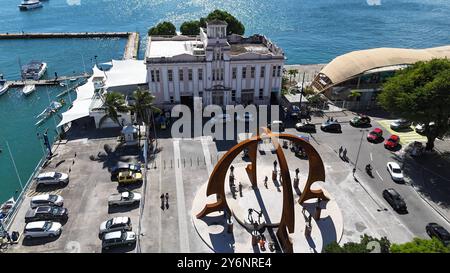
[145,20,285,110]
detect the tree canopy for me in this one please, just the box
[378,58,450,150]
[100,91,128,127]
[324,234,391,253]
[180,20,201,36]
[199,9,245,35]
[390,237,450,253]
[148,21,177,36]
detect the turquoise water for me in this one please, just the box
[1,0,450,203]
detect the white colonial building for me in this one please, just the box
[145,20,285,110]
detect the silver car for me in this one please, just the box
[99,216,132,236]
[108,191,141,207]
[24,221,62,239]
[35,172,69,187]
[30,194,64,209]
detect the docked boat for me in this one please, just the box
[22,84,36,95]
[35,100,64,126]
[18,0,43,11]
[21,61,47,80]
[0,79,10,96]
[0,197,16,220]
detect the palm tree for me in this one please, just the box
[99,91,128,128]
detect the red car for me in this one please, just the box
[367,128,383,142]
[385,135,400,149]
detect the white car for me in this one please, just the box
[35,172,69,187]
[236,112,255,122]
[211,114,231,124]
[108,191,141,207]
[99,216,132,236]
[387,162,404,182]
[30,194,64,209]
[24,221,62,239]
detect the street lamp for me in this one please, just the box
[353,129,369,179]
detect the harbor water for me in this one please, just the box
[1,0,450,203]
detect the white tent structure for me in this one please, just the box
[57,60,147,128]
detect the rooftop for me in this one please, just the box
[230,43,271,55]
[147,39,203,58]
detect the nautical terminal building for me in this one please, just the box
[145,20,285,110]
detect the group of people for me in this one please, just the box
[327,116,338,123]
[338,146,348,162]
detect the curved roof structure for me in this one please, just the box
[320,46,450,86]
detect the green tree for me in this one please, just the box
[180,20,201,36]
[148,21,177,36]
[99,92,128,128]
[348,90,361,100]
[378,59,450,151]
[390,237,450,253]
[199,9,245,35]
[130,89,160,126]
[324,234,391,253]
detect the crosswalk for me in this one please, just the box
[27,187,64,197]
[376,119,427,145]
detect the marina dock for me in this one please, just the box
[6,73,90,87]
[0,32,140,60]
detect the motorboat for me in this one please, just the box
[0,79,10,96]
[0,197,16,220]
[22,84,36,95]
[18,0,43,11]
[21,61,47,80]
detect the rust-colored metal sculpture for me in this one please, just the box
[196,128,328,253]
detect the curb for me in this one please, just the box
[409,182,450,225]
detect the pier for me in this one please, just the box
[0,31,140,60]
[6,73,90,87]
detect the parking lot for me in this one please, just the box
[7,127,143,253]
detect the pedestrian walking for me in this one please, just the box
[160,194,165,210]
[339,146,343,157]
[264,176,268,189]
[343,148,347,161]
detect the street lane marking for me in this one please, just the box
[376,170,384,181]
[370,152,373,162]
[376,119,427,145]
[173,140,191,253]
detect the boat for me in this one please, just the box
[22,84,36,95]
[21,61,47,80]
[0,79,10,96]
[35,100,63,126]
[0,197,16,220]
[18,0,43,11]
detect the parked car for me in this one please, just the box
[236,112,255,122]
[295,122,316,133]
[25,206,68,223]
[30,194,64,209]
[117,171,143,185]
[383,188,407,213]
[108,191,141,207]
[367,128,383,142]
[24,221,62,239]
[350,115,371,127]
[384,135,400,150]
[110,162,142,177]
[387,162,404,182]
[320,121,341,132]
[390,119,412,131]
[415,122,435,135]
[268,120,285,132]
[35,172,69,187]
[99,216,132,237]
[102,230,136,250]
[426,223,450,246]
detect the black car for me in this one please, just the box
[110,162,142,177]
[426,223,450,246]
[350,115,371,127]
[320,121,341,132]
[25,206,68,223]
[295,122,316,133]
[383,188,407,213]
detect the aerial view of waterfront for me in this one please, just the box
[1,0,450,257]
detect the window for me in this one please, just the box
[168,70,173,82]
[259,89,264,99]
[251,67,255,78]
[198,69,203,80]
[260,66,265,78]
[220,69,224,81]
[220,52,224,60]
[188,69,193,81]
[179,70,184,81]
[170,96,174,103]
[272,66,276,77]
[212,69,216,81]
[232,68,237,79]
[151,70,155,82]
[199,91,203,98]
[277,66,281,77]
[242,67,247,78]
[232,90,236,101]
[156,70,160,82]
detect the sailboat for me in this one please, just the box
[35,100,64,126]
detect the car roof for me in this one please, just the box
[37,172,56,178]
[388,162,401,168]
[372,128,382,133]
[103,231,123,240]
[386,188,400,196]
[32,194,50,201]
[122,192,130,198]
[36,206,52,213]
[25,221,47,229]
[389,135,399,140]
